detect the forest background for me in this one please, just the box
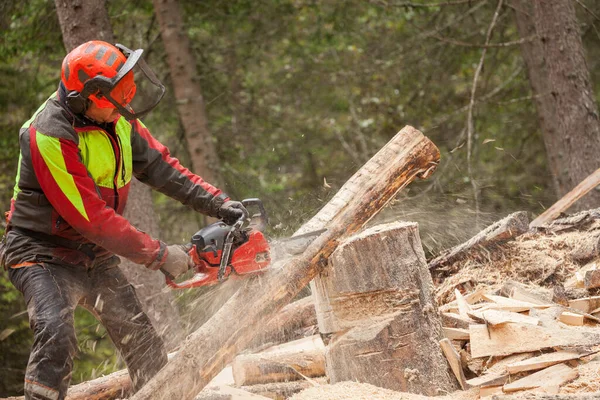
[1,0,600,396]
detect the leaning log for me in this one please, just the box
[428,211,529,273]
[130,125,440,400]
[232,335,325,386]
[312,221,455,394]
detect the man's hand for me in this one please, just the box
[218,200,249,225]
[160,244,193,280]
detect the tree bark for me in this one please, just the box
[130,126,440,400]
[512,0,600,211]
[232,335,325,386]
[428,211,529,273]
[152,0,222,186]
[54,0,114,50]
[53,0,183,353]
[247,296,317,351]
[313,221,455,395]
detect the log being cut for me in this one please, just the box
[130,125,441,400]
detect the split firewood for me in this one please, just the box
[443,327,470,340]
[529,168,600,228]
[440,287,487,313]
[440,338,468,390]
[469,323,600,358]
[481,294,552,312]
[500,280,554,305]
[480,386,503,398]
[505,350,595,374]
[441,312,476,329]
[232,335,325,386]
[429,211,529,272]
[569,296,600,314]
[467,309,540,326]
[502,363,578,393]
[559,312,585,326]
[130,126,441,400]
[466,372,508,389]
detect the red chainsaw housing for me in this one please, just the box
[167,228,271,289]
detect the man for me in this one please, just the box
[1,40,247,400]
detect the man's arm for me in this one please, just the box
[29,127,166,268]
[129,119,228,216]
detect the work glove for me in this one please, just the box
[218,200,249,225]
[159,244,193,280]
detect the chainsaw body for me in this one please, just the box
[167,199,271,289]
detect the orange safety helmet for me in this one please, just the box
[60,40,164,119]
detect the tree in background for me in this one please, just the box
[513,0,600,210]
[152,0,223,187]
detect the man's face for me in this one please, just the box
[85,101,120,123]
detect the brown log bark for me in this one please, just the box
[428,211,529,272]
[232,335,325,386]
[152,0,222,186]
[130,125,440,400]
[512,0,600,211]
[247,296,317,351]
[312,221,455,394]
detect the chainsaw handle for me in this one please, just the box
[242,198,268,232]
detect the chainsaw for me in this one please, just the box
[166,198,324,289]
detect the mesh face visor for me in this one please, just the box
[81,44,165,120]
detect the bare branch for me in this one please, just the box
[431,34,536,48]
[466,0,504,228]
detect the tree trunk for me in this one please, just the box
[53,0,183,350]
[512,0,600,211]
[130,126,440,400]
[313,221,455,395]
[54,0,114,50]
[152,0,222,186]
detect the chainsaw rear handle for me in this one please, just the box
[241,198,268,232]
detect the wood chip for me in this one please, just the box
[467,309,540,326]
[569,296,600,314]
[439,338,467,390]
[506,350,591,374]
[503,363,578,393]
[559,311,585,326]
[469,323,600,358]
[443,327,470,341]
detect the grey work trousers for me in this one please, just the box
[8,259,168,400]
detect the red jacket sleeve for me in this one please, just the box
[29,127,164,267]
[129,119,228,216]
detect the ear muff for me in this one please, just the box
[65,91,89,115]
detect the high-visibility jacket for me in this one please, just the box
[4,89,226,269]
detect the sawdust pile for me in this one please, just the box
[289,381,478,400]
[435,217,600,305]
